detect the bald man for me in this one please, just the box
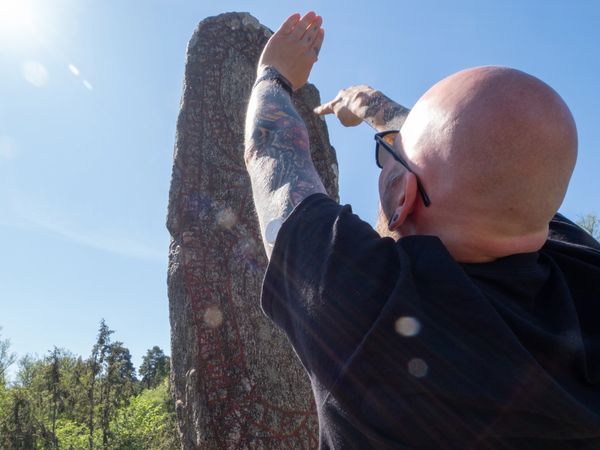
[244,12,600,450]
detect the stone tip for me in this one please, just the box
[187,12,271,55]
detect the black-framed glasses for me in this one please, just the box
[374,130,431,207]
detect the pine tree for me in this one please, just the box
[100,341,137,449]
[43,347,70,449]
[88,319,113,450]
[139,346,170,389]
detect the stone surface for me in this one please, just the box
[166,12,339,450]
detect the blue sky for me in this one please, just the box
[1,0,598,380]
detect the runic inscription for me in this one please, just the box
[167,12,339,450]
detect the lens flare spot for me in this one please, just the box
[216,207,237,230]
[83,80,93,91]
[203,306,223,328]
[0,0,35,38]
[408,358,428,378]
[395,316,421,337]
[265,217,284,246]
[68,64,80,76]
[22,61,48,87]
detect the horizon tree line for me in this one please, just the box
[0,320,176,449]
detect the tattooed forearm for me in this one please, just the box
[244,80,326,257]
[363,90,411,131]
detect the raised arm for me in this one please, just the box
[314,84,410,132]
[244,12,327,258]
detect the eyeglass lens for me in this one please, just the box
[376,132,399,168]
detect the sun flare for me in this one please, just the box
[0,0,37,42]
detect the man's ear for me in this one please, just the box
[388,173,418,231]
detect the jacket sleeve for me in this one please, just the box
[261,193,401,390]
[549,213,600,250]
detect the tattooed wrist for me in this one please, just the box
[363,90,411,131]
[245,85,306,159]
[364,91,385,118]
[253,65,294,95]
[245,74,326,257]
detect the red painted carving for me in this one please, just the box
[168,12,338,449]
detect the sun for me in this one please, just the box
[0,0,37,42]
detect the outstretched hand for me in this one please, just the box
[258,12,324,91]
[314,85,380,127]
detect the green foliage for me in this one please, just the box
[0,324,177,449]
[52,379,178,450]
[110,378,179,450]
[0,326,16,386]
[55,419,100,450]
[139,346,170,390]
[0,386,56,449]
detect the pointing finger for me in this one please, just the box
[313,101,334,115]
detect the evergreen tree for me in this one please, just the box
[139,346,170,389]
[107,342,136,386]
[100,341,137,450]
[88,319,113,450]
[0,323,178,449]
[42,347,69,449]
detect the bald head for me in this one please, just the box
[385,66,577,259]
